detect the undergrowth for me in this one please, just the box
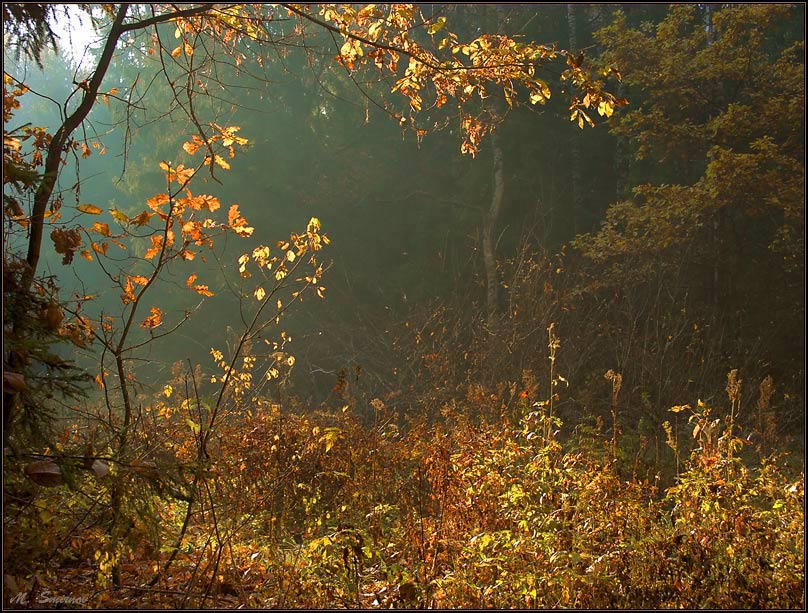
[3,364,804,609]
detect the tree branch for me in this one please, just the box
[24,3,130,291]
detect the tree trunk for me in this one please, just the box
[21,4,130,293]
[566,3,584,234]
[703,3,721,310]
[613,81,630,196]
[483,128,505,328]
[480,4,507,329]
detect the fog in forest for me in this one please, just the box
[3,4,804,608]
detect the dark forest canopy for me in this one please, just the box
[2,4,804,608]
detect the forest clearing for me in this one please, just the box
[3,3,804,609]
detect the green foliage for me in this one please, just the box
[563,2,805,440]
[2,3,62,67]
[578,3,804,276]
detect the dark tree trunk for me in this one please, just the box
[566,3,584,234]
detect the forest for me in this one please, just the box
[2,3,804,609]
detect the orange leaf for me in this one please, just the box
[80,250,93,261]
[131,211,154,226]
[90,222,111,236]
[193,284,214,297]
[144,236,163,260]
[130,275,149,285]
[147,194,170,210]
[77,204,103,215]
[186,273,198,288]
[228,204,241,226]
[91,241,108,255]
[140,306,163,329]
[122,277,136,304]
[183,141,200,155]
[227,204,254,237]
[199,194,220,212]
[171,45,182,58]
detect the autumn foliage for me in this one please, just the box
[3,356,803,608]
[2,3,804,610]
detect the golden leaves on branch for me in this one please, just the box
[140,306,163,330]
[186,274,214,297]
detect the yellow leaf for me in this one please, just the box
[238,254,250,277]
[368,22,382,42]
[110,209,129,223]
[597,99,614,117]
[214,155,230,170]
[254,287,266,301]
[286,250,296,262]
[77,204,103,215]
[163,385,173,398]
[340,39,353,57]
[427,16,447,35]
